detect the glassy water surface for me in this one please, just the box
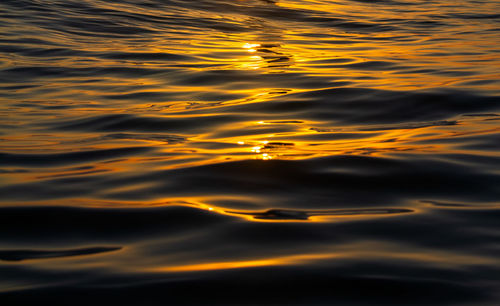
[1,0,499,304]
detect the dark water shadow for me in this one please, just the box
[226,208,413,220]
[0,246,121,262]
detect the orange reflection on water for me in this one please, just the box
[153,253,335,273]
[149,241,498,273]
[0,0,499,208]
[2,113,498,191]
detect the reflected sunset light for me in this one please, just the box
[1,0,499,304]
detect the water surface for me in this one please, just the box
[1,0,500,304]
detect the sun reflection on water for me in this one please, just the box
[0,0,500,302]
[0,0,498,201]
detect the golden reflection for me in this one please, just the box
[153,253,335,273]
[150,241,498,273]
[251,146,262,153]
[15,198,415,224]
[262,153,272,160]
[243,43,260,53]
[1,0,499,208]
[2,113,498,190]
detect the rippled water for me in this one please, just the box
[1,0,500,304]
